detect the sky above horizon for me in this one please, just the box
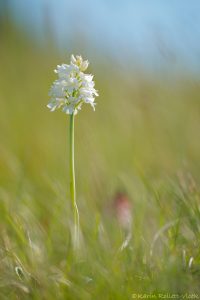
[2,0,200,73]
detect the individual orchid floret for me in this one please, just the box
[47,55,98,115]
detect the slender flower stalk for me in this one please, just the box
[47,55,98,249]
[69,113,79,247]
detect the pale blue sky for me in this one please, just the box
[2,0,200,72]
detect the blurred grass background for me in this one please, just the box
[0,8,200,299]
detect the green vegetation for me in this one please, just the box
[0,24,200,299]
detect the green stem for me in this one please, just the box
[69,113,79,248]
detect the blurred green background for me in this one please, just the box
[0,1,200,299]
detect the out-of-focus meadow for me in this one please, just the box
[1,4,200,299]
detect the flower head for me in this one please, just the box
[47,55,98,115]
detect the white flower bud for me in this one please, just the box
[80,60,89,71]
